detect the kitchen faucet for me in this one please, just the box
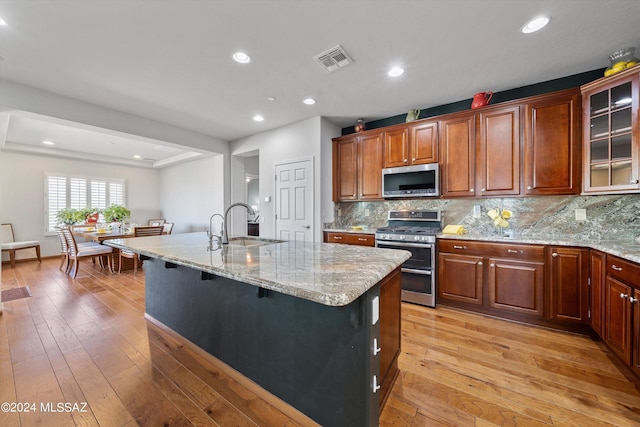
[208,213,224,251]
[222,202,256,244]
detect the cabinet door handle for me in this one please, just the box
[357,237,368,241]
[552,252,559,257]
[611,264,623,271]
[373,338,382,355]
[620,293,629,299]
[630,297,638,303]
[508,249,519,254]
[373,375,381,393]
[630,179,639,184]
[453,245,467,249]
[333,236,343,240]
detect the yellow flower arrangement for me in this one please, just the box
[487,208,512,228]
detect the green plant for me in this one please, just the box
[56,208,87,225]
[103,205,131,222]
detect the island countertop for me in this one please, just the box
[106,232,410,307]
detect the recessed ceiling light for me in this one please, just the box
[521,16,549,34]
[0,18,7,26]
[133,155,142,159]
[267,96,276,101]
[253,115,264,122]
[388,67,404,77]
[232,52,251,64]
[42,140,54,145]
[302,98,316,105]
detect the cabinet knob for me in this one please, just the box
[490,263,495,268]
[527,186,533,190]
[404,159,408,163]
[552,252,559,257]
[481,188,486,192]
[470,188,475,193]
[412,158,416,161]
[630,297,638,304]
[620,293,629,299]
[477,261,483,266]
[612,264,623,271]
[353,194,356,197]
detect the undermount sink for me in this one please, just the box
[227,237,284,247]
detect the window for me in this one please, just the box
[45,174,126,232]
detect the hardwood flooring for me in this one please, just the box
[1,258,639,426]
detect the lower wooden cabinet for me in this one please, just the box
[633,287,640,376]
[378,267,401,409]
[324,231,375,247]
[488,256,545,317]
[548,247,590,324]
[438,252,483,305]
[589,250,606,338]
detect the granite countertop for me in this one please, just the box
[106,232,410,307]
[437,233,640,264]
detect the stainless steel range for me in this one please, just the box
[375,210,441,307]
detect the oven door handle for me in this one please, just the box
[402,268,432,275]
[376,242,433,249]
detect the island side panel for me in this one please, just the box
[144,258,380,427]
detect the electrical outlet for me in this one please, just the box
[473,205,481,218]
[575,208,587,221]
[364,208,370,217]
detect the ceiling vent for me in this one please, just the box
[313,45,353,72]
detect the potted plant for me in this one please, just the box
[56,208,86,225]
[103,205,131,223]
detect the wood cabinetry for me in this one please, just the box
[324,231,375,247]
[438,240,545,320]
[589,250,606,338]
[333,132,383,201]
[440,104,520,198]
[440,113,476,197]
[383,121,438,168]
[581,67,640,193]
[604,255,640,366]
[548,247,590,324]
[524,89,581,195]
[377,267,401,408]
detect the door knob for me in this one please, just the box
[302,225,311,229]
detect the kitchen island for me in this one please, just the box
[106,232,409,427]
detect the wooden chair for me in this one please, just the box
[119,225,164,274]
[147,219,166,226]
[162,222,174,234]
[55,227,102,273]
[1,223,41,268]
[62,228,113,278]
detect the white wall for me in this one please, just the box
[159,155,225,234]
[230,116,340,242]
[0,151,161,260]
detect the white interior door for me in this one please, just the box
[275,158,314,242]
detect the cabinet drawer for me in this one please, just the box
[607,256,640,286]
[438,239,544,261]
[326,232,375,247]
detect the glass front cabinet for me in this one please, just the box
[581,68,640,193]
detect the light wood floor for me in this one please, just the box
[1,258,639,426]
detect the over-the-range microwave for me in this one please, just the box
[382,163,440,198]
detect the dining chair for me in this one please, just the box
[55,227,103,273]
[162,222,174,234]
[1,223,41,268]
[63,228,114,278]
[147,219,166,226]
[118,225,164,274]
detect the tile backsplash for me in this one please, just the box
[326,194,640,243]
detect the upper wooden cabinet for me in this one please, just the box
[383,121,438,168]
[333,132,383,201]
[524,89,581,195]
[440,113,476,197]
[581,67,640,194]
[440,105,519,198]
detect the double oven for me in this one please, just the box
[375,210,440,307]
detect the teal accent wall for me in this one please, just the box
[341,68,605,135]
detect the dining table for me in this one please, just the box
[72,226,136,271]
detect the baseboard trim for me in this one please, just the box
[144,313,320,427]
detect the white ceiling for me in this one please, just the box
[0,0,639,166]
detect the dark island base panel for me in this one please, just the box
[144,259,381,427]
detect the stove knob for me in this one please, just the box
[399,235,406,240]
[414,236,420,241]
[422,236,429,241]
